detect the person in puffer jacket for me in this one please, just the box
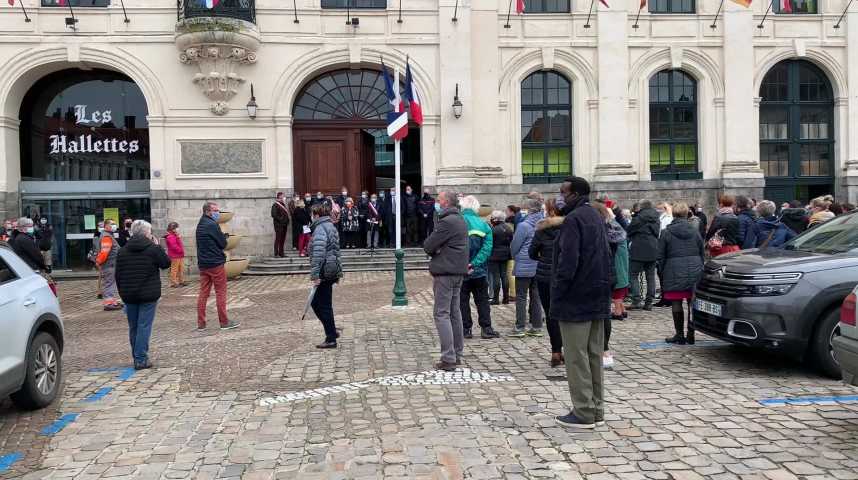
[459,196,500,340]
[528,198,564,367]
[658,202,705,345]
[754,200,796,248]
[509,199,544,337]
[309,202,342,349]
[487,211,513,305]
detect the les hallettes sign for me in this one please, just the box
[49,105,141,155]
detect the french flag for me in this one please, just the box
[205,0,220,8]
[383,62,408,141]
[404,60,423,126]
[516,0,525,14]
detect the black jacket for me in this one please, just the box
[293,206,311,228]
[115,235,171,304]
[694,210,708,240]
[271,201,290,228]
[423,207,469,276]
[657,219,705,293]
[550,196,612,323]
[488,222,513,262]
[780,208,808,234]
[12,232,47,271]
[195,215,227,269]
[417,194,435,220]
[737,209,758,250]
[117,228,131,247]
[706,212,740,246]
[627,207,661,262]
[403,192,419,217]
[36,226,53,251]
[529,215,563,283]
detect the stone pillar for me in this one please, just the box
[720,4,764,198]
[593,5,636,181]
[0,116,20,221]
[469,0,503,181]
[844,9,858,204]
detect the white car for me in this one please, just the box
[833,285,858,386]
[0,241,64,409]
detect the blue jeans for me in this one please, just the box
[125,302,157,366]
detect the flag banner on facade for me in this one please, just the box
[730,0,752,6]
[640,0,647,7]
[516,0,525,14]
[8,1,14,6]
[382,62,408,141]
[205,0,220,8]
[600,0,609,6]
[404,61,423,126]
[780,0,792,13]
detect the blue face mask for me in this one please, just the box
[434,202,441,213]
[211,211,220,221]
[26,227,35,234]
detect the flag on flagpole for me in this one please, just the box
[8,0,14,6]
[57,0,67,4]
[205,0,220,8]
[599,0,610,7]
[515,0,525,14]
[640,0,647,8]
[730,0,752,6]
[404,61,423,126]
[780,0,792,13]
[382,62,408,141]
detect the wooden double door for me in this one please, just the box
[293,124,377,196]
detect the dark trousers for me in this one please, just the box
[419,215,434,243]
[405,216,419,246]
[629,260,657,305]
[537,279,563,354]
[291,223,301,249]
[343,231,359,249]
[126,302,157,366]
[311,280,337,342]
[487,261,510,302]
[604,317,612,350]
[460,276,492,331]
[274,225,288,256]
[358,218,367,248]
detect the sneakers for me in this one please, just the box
[463,328,473,339]
[103,303,123,312]
[316,341,337,349]
[555,412,595,429]
[481,327,500,339]
[686,330,695,345]
[550,353,565,368]
[220,321,241,330]
[435,361,456,371]
[643,303,653,311]
[134,360,153,370]
[525,329,544,337]
[489,299,500,306]
[665,334,687,345]
[508,329,526,338]
[603,352,614,370]
[196,325,206,331]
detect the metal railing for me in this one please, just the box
[178,0,256,24]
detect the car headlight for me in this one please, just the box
[750,284,794,296]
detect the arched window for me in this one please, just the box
[649,69,698,179]
[293,69,394,121]
[759,60,834,203]
[521,71,572,184]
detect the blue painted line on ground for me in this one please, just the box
[639,340,727,349]
[0,452,24,474]
[40,413,79,436]
[116,367,136,381]
[83,387,114,403]
[758,395,858,406]
[87,367,124,373]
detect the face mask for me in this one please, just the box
[434,202,441,213]
[371,197,377,202]
[406,190,412,195]
[26,227,34,234]
[40,219,48,225]
[317,194,323,199]
[98,227,104,233]
[361,194,367,199]
[305,197,311,202]
[211,211,220,221]
[380,193,385,198]
[342,191,347,196]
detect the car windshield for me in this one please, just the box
[783,213,858,254]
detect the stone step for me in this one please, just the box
[256,255,430,266]
[248,259,430,273]
[244,264,430,276]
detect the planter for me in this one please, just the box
[224,235,242,251]
[216,211,234,224]
[225,258,249,279]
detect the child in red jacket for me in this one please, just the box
[165,222,188,287]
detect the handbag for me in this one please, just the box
[707,229,724,250]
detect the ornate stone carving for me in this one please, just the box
[175,17,260,115]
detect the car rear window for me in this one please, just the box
[0,256,19,285]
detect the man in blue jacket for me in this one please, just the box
[551,176,612,429]
[195,201,239,331]
[736,195,759,250]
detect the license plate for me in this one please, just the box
[694,298,722,317]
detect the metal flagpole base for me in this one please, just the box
[392,249,408,306]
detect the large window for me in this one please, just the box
[293,69,401,121]
[775,0,818,14]
[321,0,386,8]
[759,60,833,179]
[521,71,572,184]
[649,0,695,13]
[41,0,109,6]
[648,69,698,179]
[523,0,570,13]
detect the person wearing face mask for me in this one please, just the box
[88,221,105,299]
[195,201,239,330]
[12,217,49,273]
[380,190,393,247]
[96,220,123,311]
[313,191,325,206]
[357,191,370,248]
[117,218,133,247]
[366,194,381,249]
[271,192,290,258]
[336,186,349,209]
[341,198,360,249]
[1,220,13,242]
[36,217,54,268]
[288,195,301,251]
[418,189,436,243]
[403,185,419,247]
[293,199,312,256]
[308,202,343,348]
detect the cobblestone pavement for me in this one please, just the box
[2,271,858,479]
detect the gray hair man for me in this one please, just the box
[754,199,796,248]
[11,217,48,272]
[195,201,239,330]
[458,196,500,340]
[423,191,469,371]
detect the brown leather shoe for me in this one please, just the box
[550,353,565,368]
[435,361,456,372]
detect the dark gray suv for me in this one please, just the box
[693,212,858,378]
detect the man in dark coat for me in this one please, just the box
[735,195,758,250]
[379,190,393,247]
[626,200,660,310]
[551,176,612,429]
[417,189,436,243]
[11,218,48,272]
[195,201,239,331]
[423,191,469,371]
[780,200,809,234]
[117,218,132,247]
[115,220,171,369]
[357,191,370,248]
[271,192,290,257]
[403,185,420,246]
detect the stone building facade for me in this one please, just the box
[1,0,856,267]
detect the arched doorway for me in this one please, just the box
[759,60,835,205]
[18,68,150,270]
[292,68,421,196]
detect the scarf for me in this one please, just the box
[718,207,734,216]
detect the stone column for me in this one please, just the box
[469,0,503,182]
[0,116,21,221]
[720,4,764,197]
[844,9,858,204]
[593,5,636,181]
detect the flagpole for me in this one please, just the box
[391,64,408,307]
[757,0,774,29]
[66,0,78,30]
[710,0,724,29]
[834,0,855,28]
[633,2,643,29]
[584,0,595,29]
[19,1,32,22]
[119,0,130,23]
[504,0,513,28]
[292,0,299,23]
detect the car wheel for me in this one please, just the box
[10,332,62,410]
[811,309,843,379]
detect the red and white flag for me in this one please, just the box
[639,0,647,8]
[780,0,792,13]
[516,0,525,14]
[404,60,423,126]
[382,62,408,141]
[205,0,220,8]
[8,0,14,6]
[600,0,610,6]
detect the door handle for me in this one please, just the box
[23,298,36,307]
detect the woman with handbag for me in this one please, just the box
[309,202,343,349]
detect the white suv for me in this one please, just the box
[0,241,64,409]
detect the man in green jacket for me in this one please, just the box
[460,196,501,340]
